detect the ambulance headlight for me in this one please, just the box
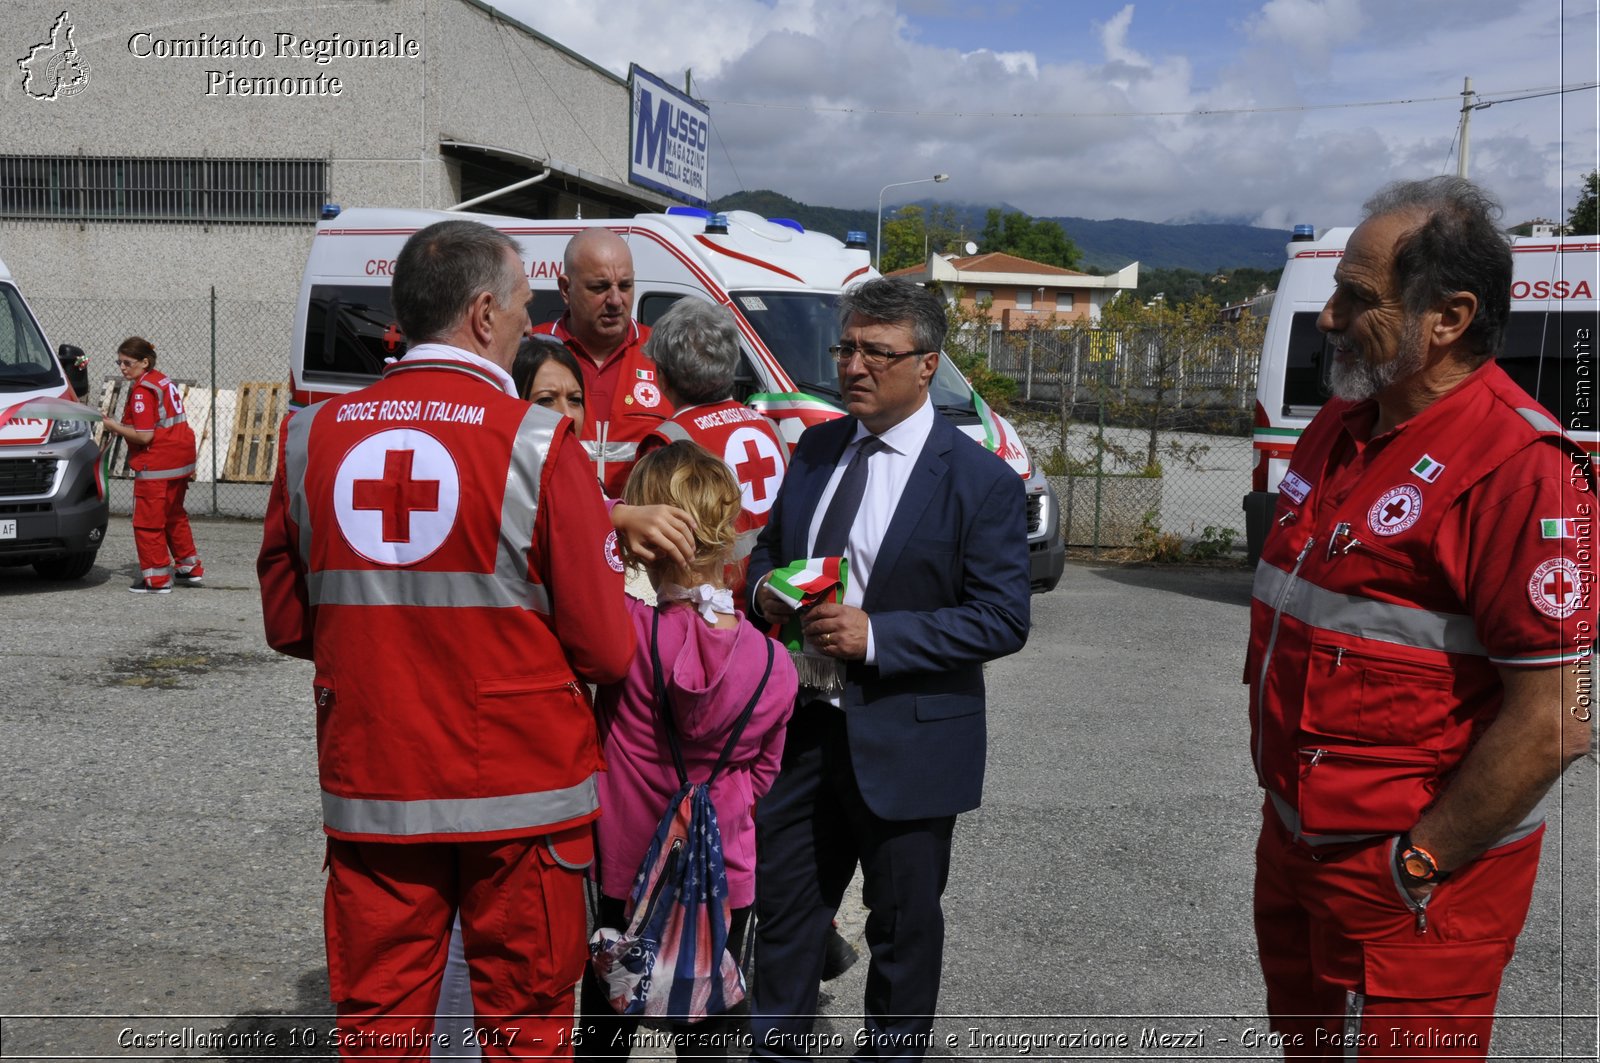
[50,417,90,442]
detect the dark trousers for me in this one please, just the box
[750,703,955,1062]
[577,895,752,1061]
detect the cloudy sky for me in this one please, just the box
[498,0,1599,230]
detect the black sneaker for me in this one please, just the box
[175,568,204,586]
[129,579,172,594]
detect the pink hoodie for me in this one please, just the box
[594,597,797,908]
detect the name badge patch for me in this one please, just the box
[1280,470,1312,505]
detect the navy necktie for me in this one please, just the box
[813,437,881,557]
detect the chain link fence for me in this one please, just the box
[31,293,295,519]
[975,321,1265,553]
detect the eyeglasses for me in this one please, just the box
[828,343,927,369]
[115,358,141,367]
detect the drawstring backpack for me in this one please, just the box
[589,607,775,1021]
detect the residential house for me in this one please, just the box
[890,251,1139,328]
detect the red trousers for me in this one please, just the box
[1254,804,1542,1060]
[325,832,589,1060]
[132,476,198,586]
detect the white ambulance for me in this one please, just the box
[292,206,1066,592]
[1245,226,1600,560]
[0,254,107,580]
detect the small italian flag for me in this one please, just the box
[768,556,851,692]
[1411,455,1445,483]
[1541,518,1576,540]
[767,556,849,613]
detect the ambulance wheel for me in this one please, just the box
[34,548,98,581]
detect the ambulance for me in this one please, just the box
[292,205,1067,592]
[0,254,107,580]
[1245,226,1600,561]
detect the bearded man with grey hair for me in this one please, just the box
[1247,176,1595,1057]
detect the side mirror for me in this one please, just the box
[58,344,90,399]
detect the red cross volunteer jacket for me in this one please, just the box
[257,353,632,844]
[123,369,196,477]
[1247,361,1596,843]
[531,316,663,497]
[640,399,790,596]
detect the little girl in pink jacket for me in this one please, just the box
[581,440,797,1058]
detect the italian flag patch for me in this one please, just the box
[1541,518,1575,540]
[1411,455,1445,483]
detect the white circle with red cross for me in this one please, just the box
[1528,557,1584,619]
[333,429,460,566]
[723,426,785,515]
[633,381,662,408]
[1367,484,1423,536]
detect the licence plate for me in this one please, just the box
[0,519,15,539]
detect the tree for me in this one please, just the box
[879,205,962,273]
[978,209,1082,270]
[1569,170,1599,236]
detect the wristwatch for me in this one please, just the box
[1395,833,1450,886]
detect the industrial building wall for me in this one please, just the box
[0,0,642,314]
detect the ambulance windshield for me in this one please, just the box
[731,290,977,415]
[0,283,60,392]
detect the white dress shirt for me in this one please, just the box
[806,396,936,665]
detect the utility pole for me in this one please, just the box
[1457,76,1474,178]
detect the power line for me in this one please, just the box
[699,81,1600,122]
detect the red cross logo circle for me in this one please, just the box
[1367,484,1423,537]
[333,428,460,566]
[724,426,785,515]
[1528,557,1584,619]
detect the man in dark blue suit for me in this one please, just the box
[746,278,1032,1060]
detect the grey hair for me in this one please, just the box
[392,220,523,344]
[644,299,741,405]
[838,277,947,355]
[1362,176,1512,359]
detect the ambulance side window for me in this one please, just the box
[1283,312,1332,414]
[303,284,401,383]
[526,290,566,329]
[1499,310,1599,434]
[637,292,686,327]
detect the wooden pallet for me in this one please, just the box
[223,381,291,483]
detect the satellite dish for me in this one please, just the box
[964,241,978,255]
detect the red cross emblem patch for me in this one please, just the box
[333,428,460,566]
[1367,484,1422,537]
[724,426,785,516]
[1528,557,1584,619]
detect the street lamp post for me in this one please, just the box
[876,173,949,270]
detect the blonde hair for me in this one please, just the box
[621,440,741,573]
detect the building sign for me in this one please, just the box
[629,64,709,206]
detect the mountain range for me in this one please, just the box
[709,190,1295,273]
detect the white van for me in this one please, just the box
[1245,227,1599,560]
[293,206,1066,592]
[0,255,108,580]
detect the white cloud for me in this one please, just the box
[495,0,1599,233]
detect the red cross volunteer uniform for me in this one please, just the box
[257,344,632,1058]
[531,315,662,497]
[121,368,201,589]
[640,399,789,602]
[1247,360,1596,1055]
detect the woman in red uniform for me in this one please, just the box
[101,336,203,593]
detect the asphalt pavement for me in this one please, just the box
[1,518,1594,1060]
